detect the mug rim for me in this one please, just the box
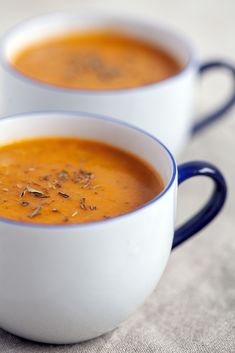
[0,110,177,230]
[0,10,197,96]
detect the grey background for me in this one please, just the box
[0,0,234,352]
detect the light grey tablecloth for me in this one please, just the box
[0,0,235,352]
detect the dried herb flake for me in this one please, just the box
[52,208,60,213]
[20,201,29,207]
[28,206,41,218]
[71,210,79,217]
[20,186,49,198]
[58,191,70,199]
[58,170,69,180]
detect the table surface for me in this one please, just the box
[0,1,234,352]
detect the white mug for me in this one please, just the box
[0,111,226,344]
[0,11,234,156]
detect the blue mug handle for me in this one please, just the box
[192,60,235,135]
[172,161,227,248]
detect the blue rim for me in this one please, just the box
[0,11,197,95]
[0,110,177,230]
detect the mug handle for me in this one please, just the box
[172,161,227,249]
[192,60,235,135]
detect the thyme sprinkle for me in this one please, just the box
[58,191,70,198]
[80,197,87,210]
[28,206,41,218]
[20,201,29,207]
[71,210,79,217]
[52,208,60,213]
[72,168,95,187]
[20,186,49,198]
[58,170,69,180]
[20,189,27,197]
[80,169,94,179]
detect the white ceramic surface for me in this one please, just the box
[0,11,197,156]
[0,111,177,344]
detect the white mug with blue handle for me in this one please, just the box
[0,111,227,344]
[0,11,234,156]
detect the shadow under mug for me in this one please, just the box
[0,11,234,155]
[0,111,227,344]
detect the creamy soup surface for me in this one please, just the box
[11,31,182,90]
[0,137,164,224]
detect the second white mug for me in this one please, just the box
[0,11,234,155]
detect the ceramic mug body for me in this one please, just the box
[0,112,226,344]
[0,12,234,155]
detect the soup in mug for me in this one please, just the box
[0,137,164,224]
[11,31,182,90]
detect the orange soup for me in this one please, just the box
[0,138,164,224]
[11,31,182,90]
